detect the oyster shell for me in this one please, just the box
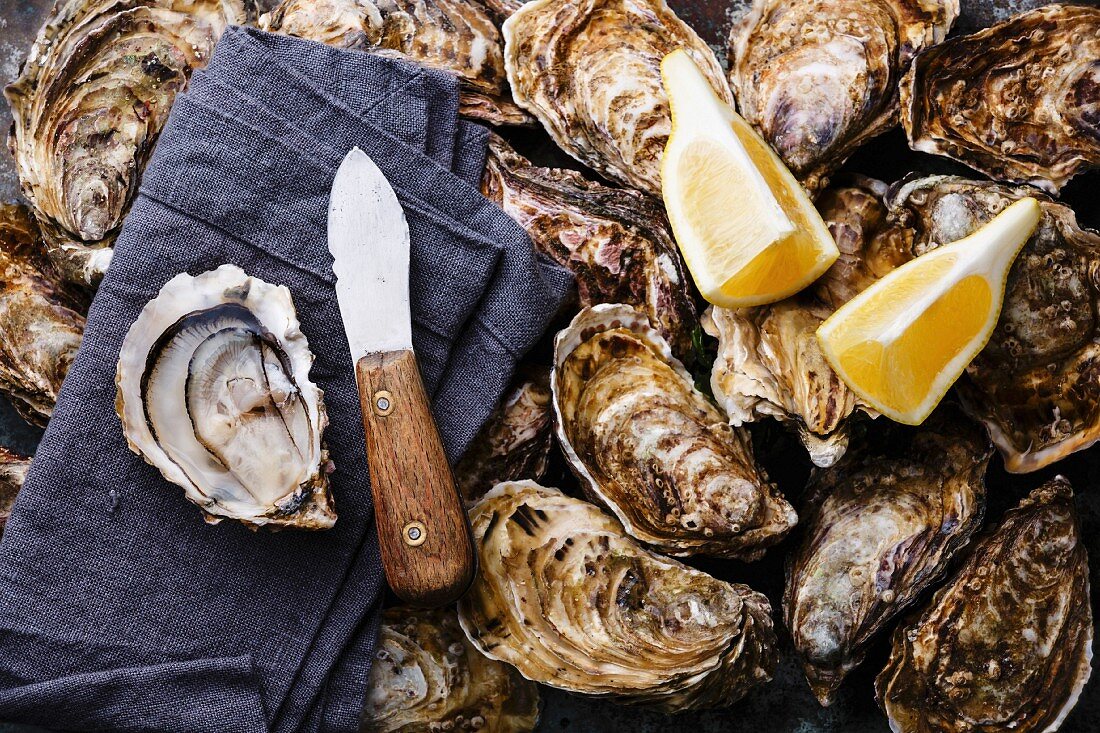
[454,364,553,503]
[785,408,991,705]
[502,0,730,194]
[4,0,248,285]
[552,304,796,560]
[728,0,958,192]
[458,480,778,711]
[363,606,540,733]
[876,477,1093,732]
[884,176,1100,472]
[115,265,334,529]
[258,0,384,48]
[0,203,87,426]
[481,133,697,357]
[0,448,32,537]
[901,5,1100,193]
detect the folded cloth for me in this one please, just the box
[0,26,572,733]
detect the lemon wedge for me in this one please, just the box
[817,197,1042,425]
[659,49,838,308]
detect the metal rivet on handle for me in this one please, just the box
[373,390,394,416]
[403,520,427,547]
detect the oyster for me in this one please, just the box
[884,176,1100,472]
[0,448,32,537]
[115,265,333,529]
[258,0,384,48]
[454,364,553,503]
[785,408,991,705]
[901,5,1100,193]
[481,133,697,357]
[502,0,730,194]
[728,0,958,192]
[552,304,796,560]
[363,606,540,733]
[4,0,248,285]
[458,480,778,711]
[0,203,87,425]
[876,477,1093,732]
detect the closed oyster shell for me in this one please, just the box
[258,0,384,47]
[552,304,796,560]
[4,0,248,285]
[876,477,1092,732]
[481,133,697,357]
[729,0,958,192]
[363,606,540,733]
[901,5,1100,193]
[0,447,32,537]
[458,480,778,711]
[502,0,731,194]
[115,265,334,529]
[0,203,87,425]
[785,408,991,706]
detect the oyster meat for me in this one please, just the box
[4,0,248,286]
[728,0,958,192]
[502,0,730,194]
[458,480,778,711]
[553,304,796,560]
[876,477,1093,732]
[482,133,698,357]
[454,363,553,503]
[115,265,334,529]
[0,448,32,537]
[785,408,991,705]
[901,5,1100,193]
[364,606,540,733]
[0,204,87,425]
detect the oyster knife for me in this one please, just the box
[328,147,475,608]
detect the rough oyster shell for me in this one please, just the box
[785,408,991,705]
[884,175,1100,473]
[363,606,540,733]
[502,0,730,194]
[115,265,333,529]
[4,0,248,286]
[457,480,778,711]
[876,477,1093,732]
[552,304,796,560]
[482,133,697,357]
[729,0,958,192]
[454,363,553,503]
[0,447,32,537]
[901,4,1100,193]
[0,203,87,426]
[258,0,384,47]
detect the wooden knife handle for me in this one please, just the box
[356,349,476,607]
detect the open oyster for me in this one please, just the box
[728,0,958,192]
[0,448,32,537]
[876,477,1093,732]
[901,5,1100,193]
[0,204,87,425]
[454,364,552,503]
[552,304,796,560]
[115,265,333,529]
[884,176,1100,472]
[363,606,540,733]
[785,408,991,705]
[4,0,248,285]
[482,133,697,357]
[458,480,778,711]
[502,0,730,194]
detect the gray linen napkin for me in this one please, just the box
[0,27,572,733]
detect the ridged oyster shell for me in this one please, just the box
[0,447,32,537]
[901,4,1100,193]
[482,133,697,358]
[785,408,991,705]
[728,0,958,192]
[502,0,731,194]
[4,0,248,286]
[115,265,333,529]
[876,477,1093,733]
[552,304,796,560]
[364,606,540,733]
[457,480,778,711]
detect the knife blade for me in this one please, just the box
[328,147,475,608]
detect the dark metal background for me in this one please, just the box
[0,1,1098,731]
